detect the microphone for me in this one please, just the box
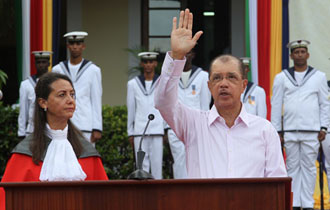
[128,114,155,180]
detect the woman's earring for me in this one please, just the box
[44,107,47,112]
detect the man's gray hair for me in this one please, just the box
[209,54,244,79]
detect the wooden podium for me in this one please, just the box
[0,177,291,210]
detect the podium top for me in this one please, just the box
[0,177,291,188]
[0,177,292,210]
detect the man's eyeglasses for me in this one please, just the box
[210,73,241,84]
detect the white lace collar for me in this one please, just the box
[39,124,87,181]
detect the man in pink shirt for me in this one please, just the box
[154,9,287,178]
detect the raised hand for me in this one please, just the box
[171,9,203,60]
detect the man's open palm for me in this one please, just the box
[171,9,203,59]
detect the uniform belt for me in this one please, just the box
[81,130,92,133]
[284,130,319,133]
[133,134,163,137]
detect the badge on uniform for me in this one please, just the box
[192,85,196,95]
[248,96,255,105]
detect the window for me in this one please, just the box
[141,0,231,70]
[142,0,186,52]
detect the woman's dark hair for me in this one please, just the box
[30,72,83,164]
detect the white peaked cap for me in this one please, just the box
[138,52,159,60]
[63,31,88,40]
[286,39,310,50]
[32,51,53,58]
[240,57,251,65]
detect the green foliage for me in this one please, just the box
[0,104,173,179]
[0,70,8,90]
[0,103,21,176]
[96,105,134,179]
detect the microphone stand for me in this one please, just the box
[127,114,155,180]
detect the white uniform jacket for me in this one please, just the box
[165,66,211,129]
[241,81,267,118]
[18,76,37,137]
[52,59,103,133]
[178,66,211,110]
[127,74,164,137]
[271,66,330,134]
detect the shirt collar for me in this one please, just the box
[208,103,250,127]
[238,105,250,127]
[208,105,221,126]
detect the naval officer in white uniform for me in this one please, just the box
[240,57,267,118]
[166,50,211,179]
[127,52,164,179]
[271,40,330,210]
[18,51,52,138]
[52,31,103,144]
[321,81,330,199]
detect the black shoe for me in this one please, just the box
[292,207,301,210]
[302,208,313,210]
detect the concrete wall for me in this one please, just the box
[82,0,129,106]
[231,0,245,57]
[67,0,130,106]
[67,0,83,31]
[128,0,142,80]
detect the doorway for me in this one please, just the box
[187,0,231,71]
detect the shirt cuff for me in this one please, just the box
[162,52,186,77]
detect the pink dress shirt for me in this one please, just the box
[155,52,287,178]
